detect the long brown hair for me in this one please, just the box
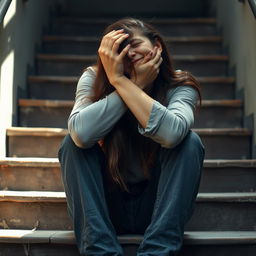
[88,18,202,192]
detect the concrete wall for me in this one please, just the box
[210,0,256,156]
[0,0,66,157]
[63,0,208,17]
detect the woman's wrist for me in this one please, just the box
[111,75,129,88]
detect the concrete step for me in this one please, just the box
[1,191,256,230]
[42,35,224,55]
[28,75,235,100]
[51,17,219,37]
[36,54,229,76]
[1,158,256,193]
[1,230,256,256]
[6,127,252,159]
[18,99,243,129]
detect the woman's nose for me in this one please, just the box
[127,48,136,59]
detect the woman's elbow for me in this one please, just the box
[68,124,93,149]
[161,128,188,149]
[161,136,181,149]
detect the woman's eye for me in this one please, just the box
[132,43,140,48]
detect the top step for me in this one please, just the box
[51,17,219,37]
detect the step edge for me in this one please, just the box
[6,127,252,136]
[1,191,256,203]
[36,53,229,61]
[43,35,222,43]
[1,158,256,168]
[6,127,68,136]
[54,17,217,24]
[28,75,235,84]
[1,230,256,245]
[0,157,60,167]
[18,98,243,107]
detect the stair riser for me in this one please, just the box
[201,135,251,159]
[18,106,242,129]
[1,166,256,193]
[37,59,228,76]
[0,166,63,191]
[1,201,256,230]
[180,244,256,256]
[201,82,234,100]
[7,136,63,158]
[43,41,223,55]
[28,81,235,100]
[194,107,243,128]
[186,202,256,231]
[51,23,218,37]
[1,243,256,256]
[29,82,77,100]
[19,107,70,128]
[7,134,251,159]
[200,167,256,193]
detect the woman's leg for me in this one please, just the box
[58,134,123,256]
[137,131,205,256]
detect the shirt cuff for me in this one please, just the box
[138,100,166,135]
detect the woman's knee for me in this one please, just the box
[58,134,75,159]
[182,130,205,155]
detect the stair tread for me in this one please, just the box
[54,17,217,24]
[37,53,229,61]
[6,127,67,136]
[28,75,235,84]
[0,157,59,167]
[1,157,256,168]
[1,190,256,202]
[1,229,256,245]
[28,75,79,83]
[6,127,252,136]
[43,35,222,43]
[18,98,243,107]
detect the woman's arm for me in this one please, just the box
[138,85,198,148]
[112,76,154,128]
[98,30,163,129]
[68,68,127,148]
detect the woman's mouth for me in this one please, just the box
[132,57,144,65]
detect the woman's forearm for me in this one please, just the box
[113,76,154,128]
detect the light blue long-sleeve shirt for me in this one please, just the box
[68,67,198,183]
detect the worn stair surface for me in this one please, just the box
[1,12,256,256]
[1,230,256,256]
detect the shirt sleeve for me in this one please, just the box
[68,67,127,148]
[138,85,198,148]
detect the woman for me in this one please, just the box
[58,18,205,256]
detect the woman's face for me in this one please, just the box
[126,31,155,66]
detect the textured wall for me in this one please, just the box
[210,0,256,155]
[0,0,65,156]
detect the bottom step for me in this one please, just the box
[1,230,256,256]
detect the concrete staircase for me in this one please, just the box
[1,15,256,256]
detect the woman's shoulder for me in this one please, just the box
[81,65,97,77]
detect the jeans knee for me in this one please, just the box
[183,131,205,156]
[58,134,74,158]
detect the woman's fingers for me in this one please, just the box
[106,31,126,50]
[112,33,129,53]
[118,43,131,59]
[151,47,162,64]
[141,51,153,64]
[100,29,124,51]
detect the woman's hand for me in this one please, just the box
[98,29,131,86]
[131,47,163,90]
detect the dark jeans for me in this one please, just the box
[58,131,205,256]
